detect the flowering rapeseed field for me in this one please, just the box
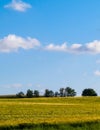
[0,97,99,128]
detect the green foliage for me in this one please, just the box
[44,89,54,97]
[54,91,59,97]
[0,122,100,130]
[16,91,25,98]
[26,89,33,98]
[65,87,76,96]
[59,87,76,97]
[82,88,97,96]
[34,90,39,97]
[59,88,65,97]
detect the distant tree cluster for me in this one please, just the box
[82,88,97,96]
[16,89,39,98]
[59,87,76,97]
[16,87,98,98]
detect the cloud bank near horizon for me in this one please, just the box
[1,34,100,54]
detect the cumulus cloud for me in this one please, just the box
[94,70,100,76]
[70,44,82,50]
[4,0,32,12]
[44,43,67,52]
[45,43,84,53]
[1,35,100,54]
[0,34,40,53]
[86,40,100,54]
[44,40,100,54]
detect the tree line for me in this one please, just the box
[16,87,98,98]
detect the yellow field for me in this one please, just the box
[0,97,100,127]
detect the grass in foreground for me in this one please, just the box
[0,122,100,130]
[0,97,99,129]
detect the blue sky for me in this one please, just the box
[0,0,100,95]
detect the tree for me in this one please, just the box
[16,91,25,98]
[65,87,76,97]
[82,88,97,96]
[34,90,39,97]
[26,89,33,98]
[44,89,54,97]
[44,89,50,97]
[59,88,65,97]
[54,91,59,97]
[49,90,54,97]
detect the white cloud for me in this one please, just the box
[86,40,100,54]
[3,83,33,88]
[44,42,84,53]
[70,44,82,50]
[4,0,32,12]
[1,35,100,54]
[44,43,67,52]
[11,83,23,88]
[94,70,100,76]
[44,40,100,54]
[3,83,23,88]
[0,34,40,53]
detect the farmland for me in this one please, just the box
[0,97,100,129]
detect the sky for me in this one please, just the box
[0,0,100,95]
